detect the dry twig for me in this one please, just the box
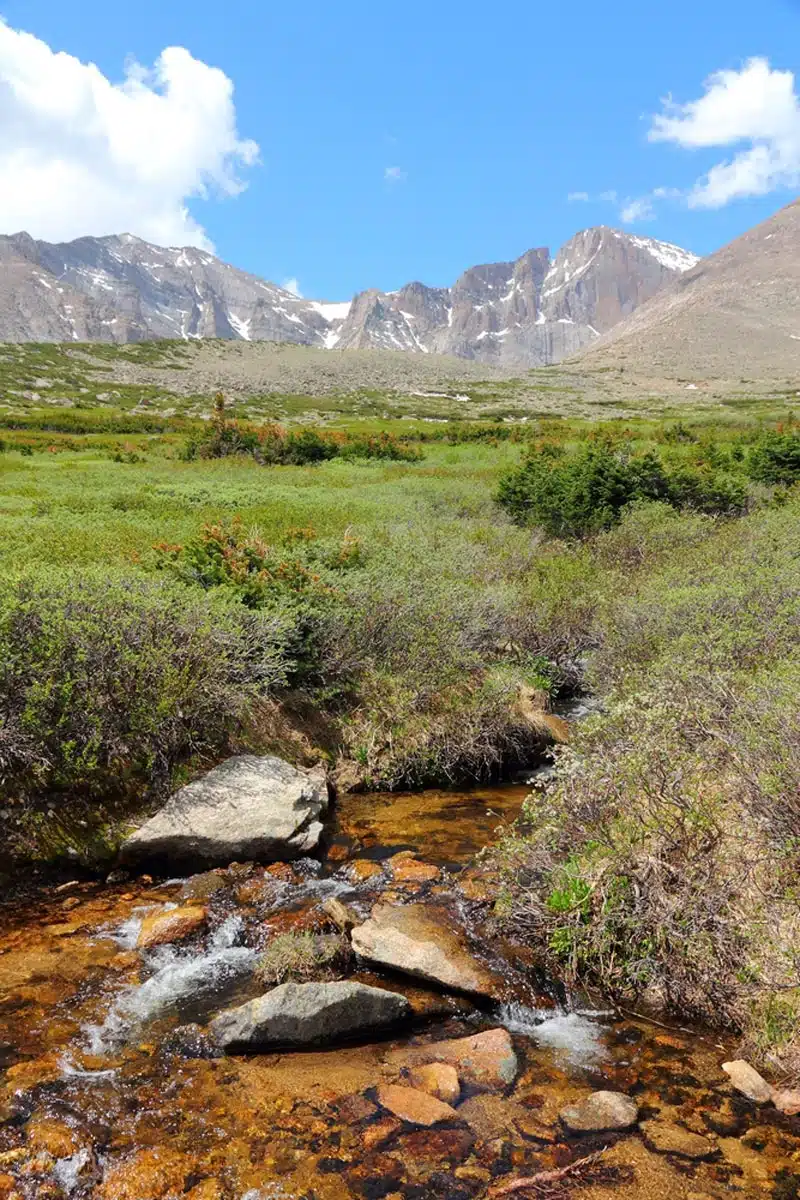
[488,1147,608,1196]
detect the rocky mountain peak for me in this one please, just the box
[0,225,698,366]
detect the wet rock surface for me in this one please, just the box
[0,784,799,1200]
[351,901,505,996]
[376,1083,459,1126]
[392,1028,519,1091]
[559,1089,640,1132]
[210,980,410,1049]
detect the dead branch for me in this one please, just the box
[488,1147,608,1196]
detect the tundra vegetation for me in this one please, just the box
[0,368,798,1071]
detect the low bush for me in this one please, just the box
[748,430,800,483]
[494,499,800,1073]
[0,573,288,855]
[256,932,351,985]
[182,394,421,465]
[496,443,748,536]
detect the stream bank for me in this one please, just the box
[0,784,797,1199]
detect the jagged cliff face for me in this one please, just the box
[334,229,697,365]
[0,227,698,365]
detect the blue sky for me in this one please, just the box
[1,0,799,299]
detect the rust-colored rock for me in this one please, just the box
[96,1147,190,1200]
[25,1115,85,1159]
[386,853,441,884]
[393,1029,518,1092]
[347,859,384,884]
[136,905,207,949]
[266,862,302,885]
[363,1116,402,1150]
[408,1062,460,1105]
[376,1084,459,1127]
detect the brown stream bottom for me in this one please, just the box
[0,786,796,1199]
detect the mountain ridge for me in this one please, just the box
[0,226,698,367]
[575,199,800,379]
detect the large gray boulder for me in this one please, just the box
[119,755,328,868]
[210,981,410,1050]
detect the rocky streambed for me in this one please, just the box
[0,770,798,1200]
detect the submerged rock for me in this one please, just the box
[559,1090,639,1133]
[119,756,328,868]
[209,981,410,1050]
[408,1062,461,1105]
[641,1120,716,1159]
[722,1059,774,1103]
[391,1029,518,1092]
[376,1083,458,1127]
[351,902,503,997]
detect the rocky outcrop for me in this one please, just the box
[559,1091,639,1133]
[350,902,503,997]
[209,981,410,1050]
[119,755,328,869]
[335,228,697,366]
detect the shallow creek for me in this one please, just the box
[0,785,797,1200]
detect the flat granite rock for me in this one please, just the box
[119,755,328,868]
[210,981,410,1050]
[351,902,504,998]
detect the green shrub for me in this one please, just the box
[182,394,421,466]
[748,431,800,483]
[495,444,671,536]
[496,443,748,536]
[255,932,351,985]
[0,573,287,819]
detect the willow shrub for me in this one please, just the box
[0,572,288,817]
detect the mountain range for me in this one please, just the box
[0,226,698,368]
[578,198,800,381]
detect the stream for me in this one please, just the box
[0,784,797,1199]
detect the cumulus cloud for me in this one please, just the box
[620,196,655,223]
[282,277,302,297]
[0,20,259,249]
[649,57,800,208]
[384,165,407,183]
[567,191,590,202]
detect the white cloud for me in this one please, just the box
[620,196,656,223]
[648,57,800,208]
[282,277,302,297]
[567,191,590,202]
[0,20,259,249]
[384,165,407,183]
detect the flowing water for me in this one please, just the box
[0,785,797,1200]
